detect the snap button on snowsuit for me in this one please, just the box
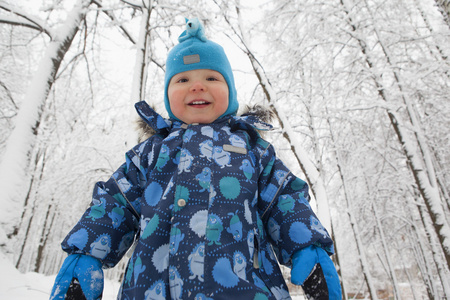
[177,199,186,207]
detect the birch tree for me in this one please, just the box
[0,0,93,242]
[434,0,450,26]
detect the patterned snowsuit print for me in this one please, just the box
[61,101,334,300]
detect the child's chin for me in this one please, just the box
[185,116,216,124]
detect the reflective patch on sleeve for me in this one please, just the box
[223,144,247,154]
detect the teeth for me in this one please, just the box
[191,101,208,105]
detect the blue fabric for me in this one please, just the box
[50,254,103,300]
[164,18,238,121]
[60,101,334,299]
[291,245,341,299]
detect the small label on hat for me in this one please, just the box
[183,54,200,64]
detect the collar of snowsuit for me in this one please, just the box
[135,100,273,138]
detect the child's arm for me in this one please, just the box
[258,145,334,256]
[257,142,340,298]
[51,139,153,297]
[60,153,142,267]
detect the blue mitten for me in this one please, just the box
[291,245,341,300]
[50,254,104,300]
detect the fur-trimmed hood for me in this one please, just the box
[135,102,274,143]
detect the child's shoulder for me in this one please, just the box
[231,104,274,142]
[136,117,157,143]
[240,104,274,124]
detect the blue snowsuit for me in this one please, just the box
[61,101,334,299]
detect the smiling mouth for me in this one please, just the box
[189,100,211,106]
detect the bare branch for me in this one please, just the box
[120,0,144,9]
[0,79,17,109]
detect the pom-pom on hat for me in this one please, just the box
[164,18,238,121]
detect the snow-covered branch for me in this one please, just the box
[0,2,53,38]
[92,0,137,44]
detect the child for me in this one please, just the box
[50,18,341,300]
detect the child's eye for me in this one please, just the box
[177,78,189,83]
[206,76,218,81]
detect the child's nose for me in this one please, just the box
[190,81,207,92]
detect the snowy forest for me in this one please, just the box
[0,0,449,299]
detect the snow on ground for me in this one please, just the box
[0,252,120,299]
[0,253,305,299]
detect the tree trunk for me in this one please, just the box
[127,0,153,147]
[14,147,47,269]
[414,0,449,64]
[434,0,450,27]
[372,202,402,299]
[326,113,378,299]
[406,193,438,299]
[413,187,450,297]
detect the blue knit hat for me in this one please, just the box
[164,18,238,121]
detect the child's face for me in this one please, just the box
[168,69,229,124]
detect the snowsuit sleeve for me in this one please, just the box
[257,140,334,267]
[61,139,154,268]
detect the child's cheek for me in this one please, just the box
[168,90,185,113]
[215,89,229,113]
